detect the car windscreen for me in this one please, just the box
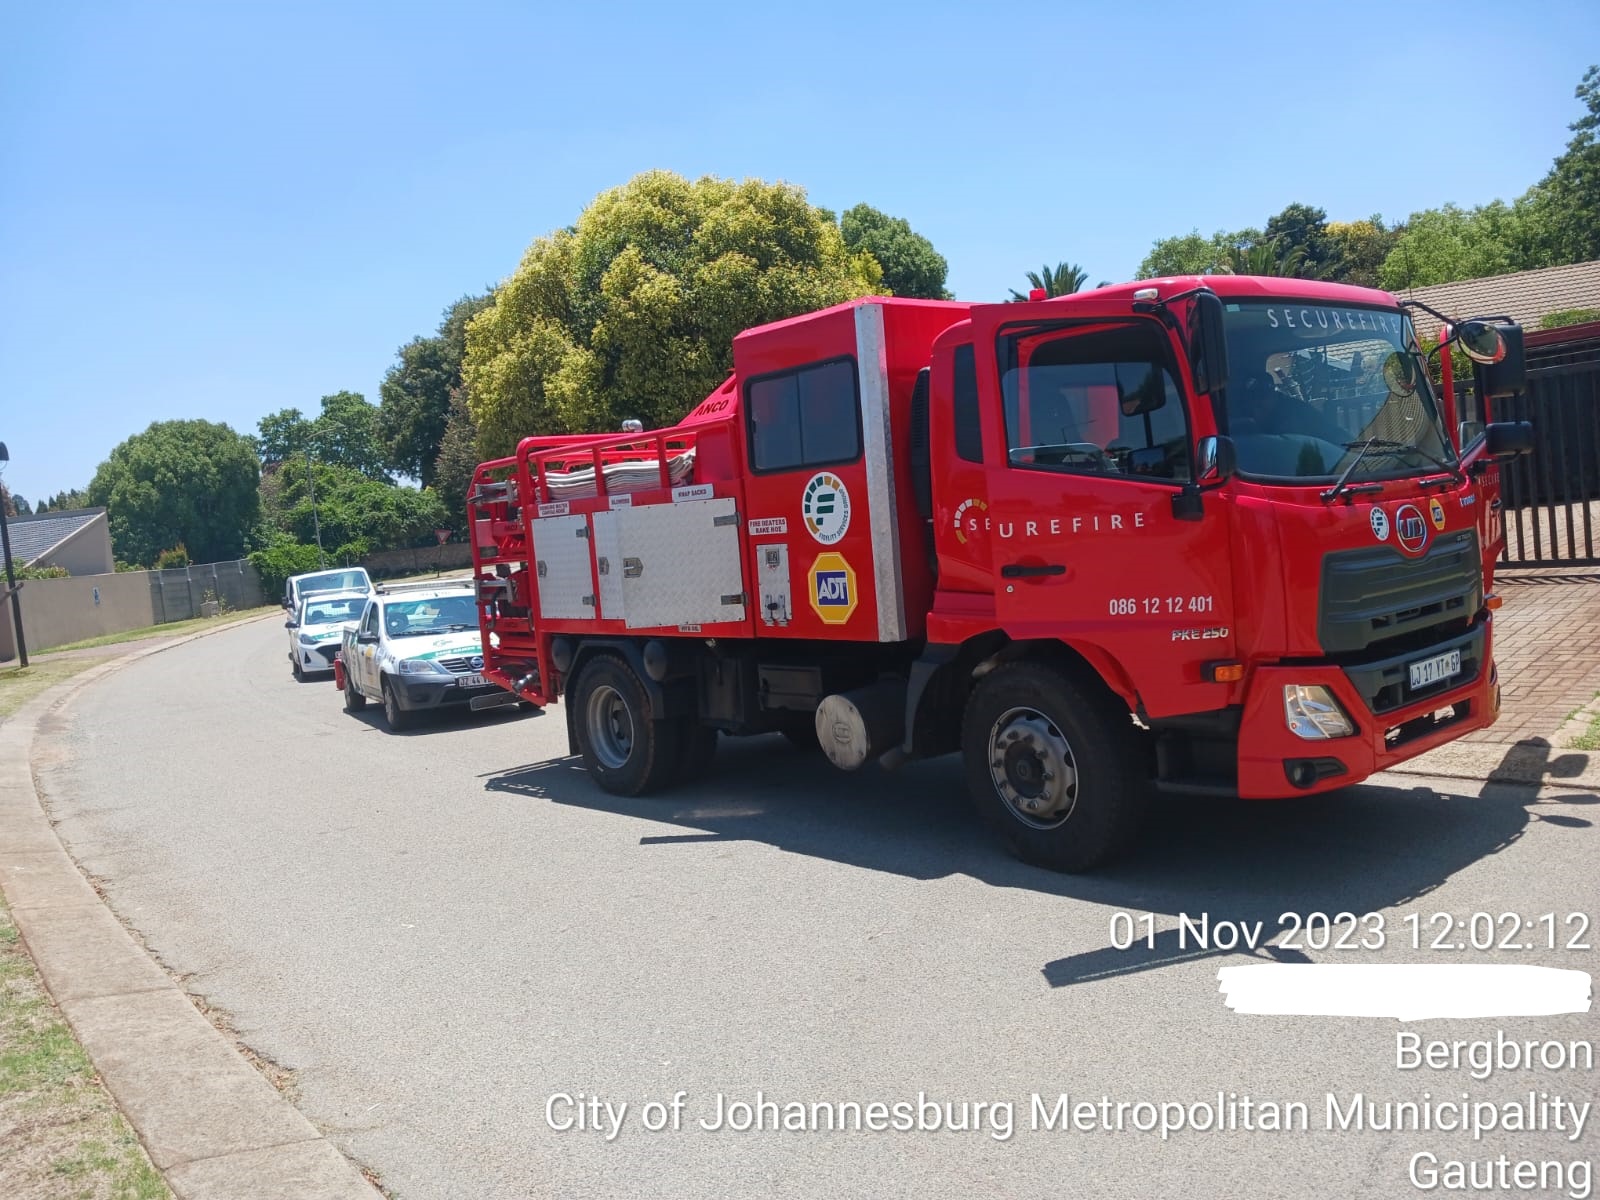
[300,570,370,596]
[302,598,366,626]
[380,595,478,637]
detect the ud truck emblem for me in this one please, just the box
[801,473,851,545]
[1369,507,1390,542]
[1395,504,1429,554]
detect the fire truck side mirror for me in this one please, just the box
[1484,421,1534,459]
[1187,290,1231,398]
[1477,323,1526,399]
[1195,435,1237,485]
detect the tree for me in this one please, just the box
[1137,230,1233,278]
[1322,218,1398,288]
[256,408,309,465]
[1262,203,1334,277]
[378,291,495,486]
[1540,64,1600,264]
[1008,262,1090,301]
[1217,235,1305,277]
[87,420,261,566]
[463,171,882,456]
[431,388,482,515]
[838,204,950,299]
[0,483,30,516]
[33,487,89,514]
[273,456,448,555]
[256,393,390,480]
[1378,199,1549,289]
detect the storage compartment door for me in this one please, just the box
[590,510,625,621]
[617,497,747,628]
[531,514,594,619]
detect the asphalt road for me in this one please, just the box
[39,617,1600,1199]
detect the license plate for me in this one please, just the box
[1408,650,1461,690]
[457,673,486,687]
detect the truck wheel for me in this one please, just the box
[380,678,414,731]
[343,675,367,712]
[960,662,1148,873]
[673,723,718,783]
[573,655,680,795]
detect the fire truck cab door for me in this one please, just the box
[1457,429,1504,592]
[967,300,1237,718]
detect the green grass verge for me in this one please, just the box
[36,607,277,655]
[0,658,113,718]
[0,900,171,1198]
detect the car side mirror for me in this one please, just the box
[1485,421,1534,459]
[357,631,379,645]
[1196,434,1237,485]
[284,619,297,629]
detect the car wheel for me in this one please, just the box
[572,655,680,795]
[292,658,305,682]
[960,662,1149,873]
[380,677,414,731]
[343,675,367,711]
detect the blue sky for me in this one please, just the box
[2,1,1596,501]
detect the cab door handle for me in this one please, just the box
[1001,563,1066,578]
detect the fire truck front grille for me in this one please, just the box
[1318,530,1480,655]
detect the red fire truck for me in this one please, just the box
[468,277,1532,871]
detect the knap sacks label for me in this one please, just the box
[802,472,851,545]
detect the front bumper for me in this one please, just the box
[297,643,339,673]
[1236,619,1497,798]
[391,673,514,711]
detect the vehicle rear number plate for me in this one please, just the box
[458,673,486,687]
[1408,650,1461,690]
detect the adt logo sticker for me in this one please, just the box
[1429,497,1446,530]
[1370,507,1390,542]
[807,552,857,624]
[802,473,851,545]
[1395,503,1430,554]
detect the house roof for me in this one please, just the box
[1398,259,1600,342]
[5,507,106,566]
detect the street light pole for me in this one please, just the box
[0,442,28,668]
[305,450,326,569]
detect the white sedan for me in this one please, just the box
[286,590,369,680]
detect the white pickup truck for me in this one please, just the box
[338,581,519,730]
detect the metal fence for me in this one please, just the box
[149,559,266,623]
[1459,324,1600,568]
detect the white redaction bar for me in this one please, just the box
[1218,964,1592,1022]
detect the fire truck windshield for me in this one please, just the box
[1217,301,1454,482]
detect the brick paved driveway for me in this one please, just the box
[1469,570,1600,744]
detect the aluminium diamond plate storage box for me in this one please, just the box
[612,496,747,628]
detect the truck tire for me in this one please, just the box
[380,677,414,732]
[572,655,681,795]
[343,674,367,712]
[960,662,1148,873]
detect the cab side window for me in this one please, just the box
[361,604,378,638]
[746,358,860,473]
[999,323,1191,482]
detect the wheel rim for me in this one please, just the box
[987,706,1079,829]
[586,684,634,770]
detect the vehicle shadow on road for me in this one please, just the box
[342,702,541,736]
[482,734,1595,988]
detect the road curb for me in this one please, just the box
[0,614,382,1200]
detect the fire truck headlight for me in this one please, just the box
[1283,685,1355,739]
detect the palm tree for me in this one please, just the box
[1009,261,1090,301]
[1214,236,1305,277]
